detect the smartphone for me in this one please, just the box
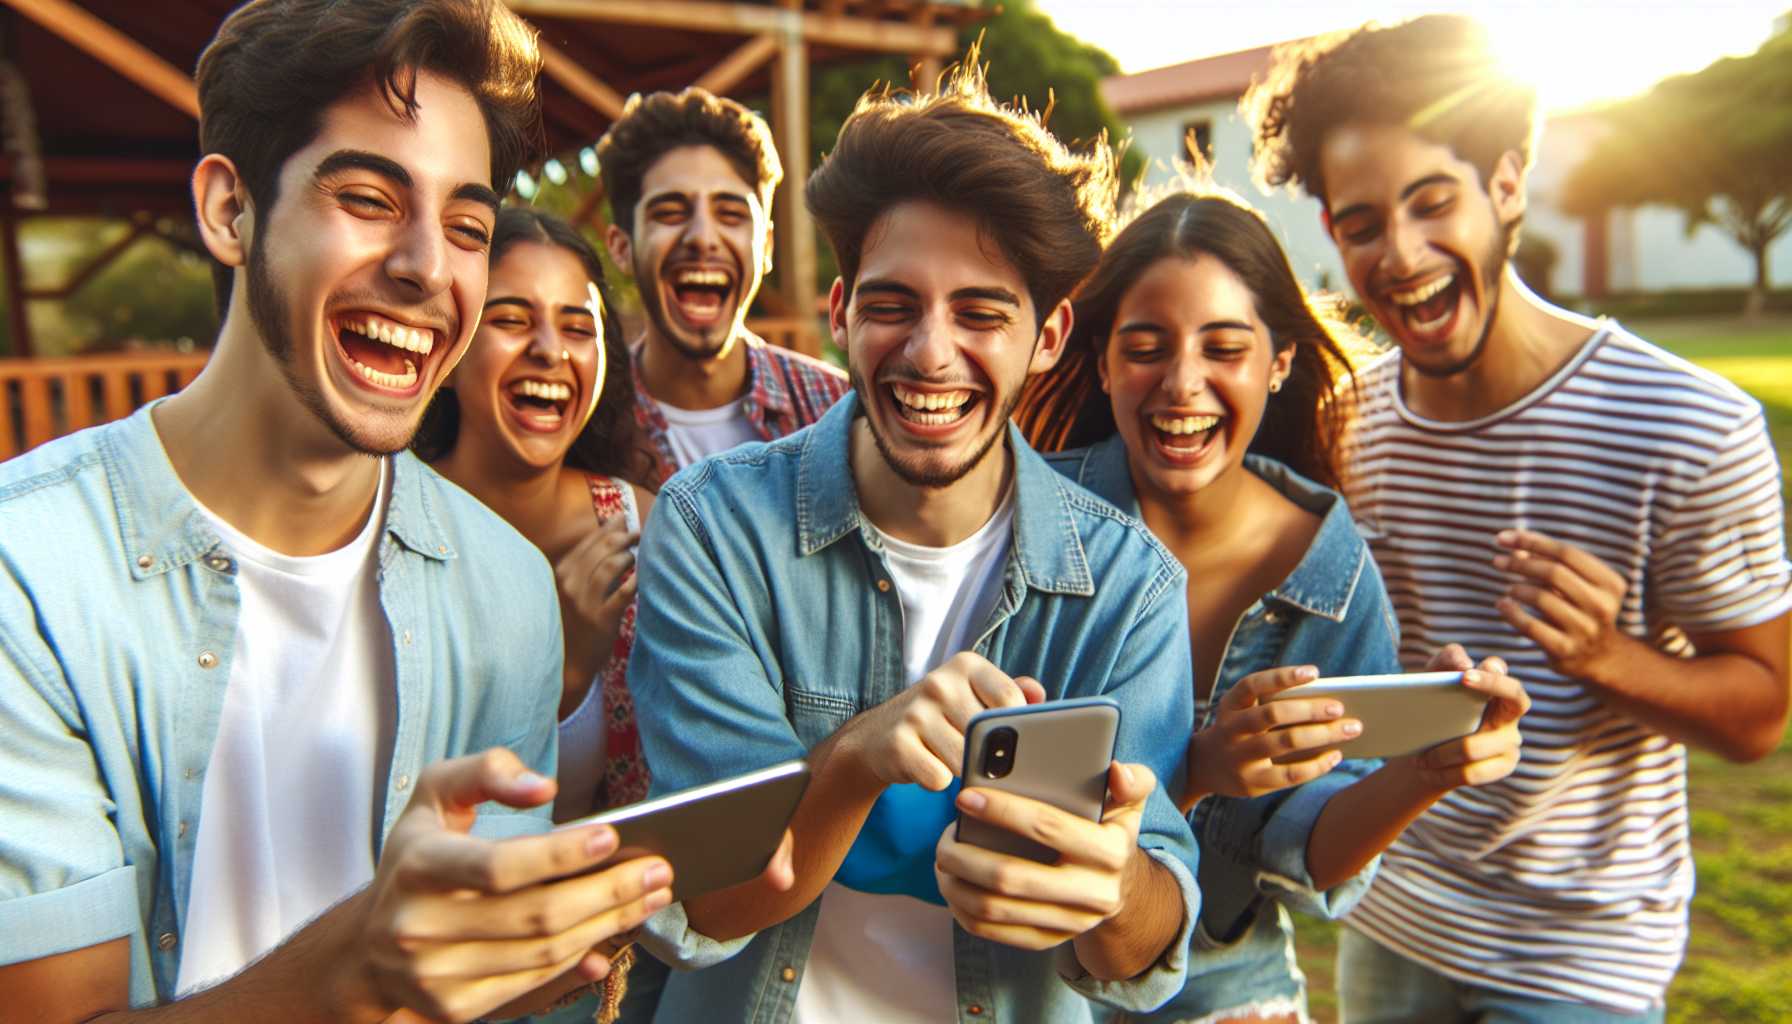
[1262,671,1489,759]
[559,760,809,901]
[956,697,1121,863]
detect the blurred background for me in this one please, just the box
[0,2,1786,1018]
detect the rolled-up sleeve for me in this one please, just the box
[627,477,809,969]
[1061,565,1202,1013]
[0,604,139,965]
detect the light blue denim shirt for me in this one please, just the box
[626,393,1203,1023]
[1048,437,1400,1021]
[0,404,562,1007]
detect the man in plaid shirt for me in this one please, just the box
[598,88,848,485]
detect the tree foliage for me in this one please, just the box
[1561,18,1792,314]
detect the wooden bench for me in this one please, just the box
[0,350,210,461]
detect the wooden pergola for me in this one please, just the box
[0,0,987,359]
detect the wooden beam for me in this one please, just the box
[0,0,197,118]
[769,24,818,355]
[507,0,958,56]
[693,33,778,96]
[0,212,28,357]
[539,40,627,121]
[24,216,152,301]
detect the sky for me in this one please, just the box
[1034,1,1788,112]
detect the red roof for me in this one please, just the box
[1100,44,1282,116]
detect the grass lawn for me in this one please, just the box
[1291,314,1792,1023]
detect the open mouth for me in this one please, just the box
[664,266,735,330]
[1385,273,1462,342]
[331,312,440,394]
[1148,412,1223,460]
[889,382,981,428]
[502,377,577,434]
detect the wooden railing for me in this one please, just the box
[0,350,209,460]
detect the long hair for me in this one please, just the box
[412,207,655,487]
[1015,192,1367,490]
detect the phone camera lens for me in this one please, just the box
[982,726,1017,779]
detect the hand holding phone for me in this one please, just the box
[841,651,1046,792]
[1263,670,1489,760]
[954,697,1121,861]
[1189,664,1357,804]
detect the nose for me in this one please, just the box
[681,202,722,256]
[1381,211,1427,279]
[385,217,452,299]
[525,320,560,365]
[902,308,957,376]
[1161,347,1207,402]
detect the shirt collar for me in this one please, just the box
[738,330,796,421]
[104,400,454,581]
[796,392,1093,596]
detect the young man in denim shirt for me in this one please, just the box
[0,3,680,1020]
[627,62,1203,1022]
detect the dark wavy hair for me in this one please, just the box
[805,53,1118,327]
[1015,192,1368,490]
[596,87,782,238]
[412,207,654,486]
[1244,14,1537,221]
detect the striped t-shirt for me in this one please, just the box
[1339,321,1792,1013]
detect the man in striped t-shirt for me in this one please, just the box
[1247,14,1791,1021]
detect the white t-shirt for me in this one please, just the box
[793,486,1016,1022]
[656,398,759,470]
[175,462,395,996]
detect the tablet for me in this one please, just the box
[1262,671,1488,760]
[561,760,809,901]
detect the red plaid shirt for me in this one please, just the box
[631,330,850,486]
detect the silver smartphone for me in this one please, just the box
[956,697,1121,863]
[1262,671,1489,759]
[559,760,809,901]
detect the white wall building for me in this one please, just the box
[1101,46,1792,301]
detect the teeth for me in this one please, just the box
[674,269,730,288]
[511,380,572,403]
[351,357,418,390]
[1150,413,1221,436]
[892,385,972,412]
[344,314,436,356]
[1389,275,1454,306]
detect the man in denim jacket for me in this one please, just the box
[626,63,1203,1022]
[0,3,672,1020]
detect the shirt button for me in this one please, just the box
[207,555,231,572]
[177,821,188,838]
[779,966,797,983]
[402,630,413,646]
[184,768,199,781]
[396,774,411,791]
[157,932,177,951]
[136,554,154,569]
[968,1006,984,1017]
[876,579,891,593]
[1262,610,1282,624]
[437,545,448,555]
[197,651,219,670]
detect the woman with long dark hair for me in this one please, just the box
[1018,192,1528,1024]
[417,206,657,823]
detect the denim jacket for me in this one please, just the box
[1048,438,1401,1020]
[627,394,1204,1023]
[0,404,562,1006]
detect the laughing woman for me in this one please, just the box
[1018,193,1529,1024]
[418,207,656,823]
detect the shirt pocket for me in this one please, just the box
[785,684,858,748]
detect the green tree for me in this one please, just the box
[1561,18,1792,318]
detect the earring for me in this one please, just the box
[561,349,572,362]
[1270,379,1283,394]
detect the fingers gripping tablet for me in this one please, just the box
[1263,671,1488,759]
[560,760,810,901]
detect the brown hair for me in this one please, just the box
[412,207,656,488]
[196,0,542,312]
[1015,192,1369,490]
[804,56,1118,325]
[596,88,782,238]
[1245,14,1537,210]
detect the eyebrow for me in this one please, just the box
[644,190,753,207]
[1330,172,1460,225]
[314,149,501,213]
[1115,318,1254,333]
[484,295,598,320]
[856,279,1022,306]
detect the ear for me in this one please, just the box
[1270,344,1296,392]
[604,223,634,276]
[1319,205,1333,238]
[1488,150,1526,229]
[1095,336,1111,395]
[1027,297,1075,376]
[192,153,252,270]
[761,218,776,276]
[826,277,849,352]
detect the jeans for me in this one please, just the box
[1337,930,1666,1024]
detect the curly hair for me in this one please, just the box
[412,207,655,488]
[804,51,1118,326]
[1244,14,1537,205]
[596,87,782,238]
[1015,192,1372,491]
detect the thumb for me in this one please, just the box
[1107,761,1157,809]
[1014,675,1048,705]
[417,748,557,831]
[1427,643,1473,672]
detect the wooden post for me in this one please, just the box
[1,210,30,357]
[770,14,818,355]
